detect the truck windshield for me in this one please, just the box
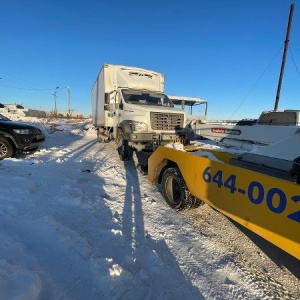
[122,90,174,107]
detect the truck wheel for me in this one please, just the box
[161,167,201,210]
[0,137,16,159]
[97,130,103,143]
[116,129,133,161]
[97,130,109,143]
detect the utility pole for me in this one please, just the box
[54,86,70,116]
[67,86,71,116]
[53,91,57,115]
[53,86,59,115]
[274,3,295,111]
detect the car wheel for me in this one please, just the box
[116,129,133,161]
[161,167,202,210]
[0,137,16,159]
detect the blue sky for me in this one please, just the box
[1,0,300,119]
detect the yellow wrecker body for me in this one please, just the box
[148,145,300,260]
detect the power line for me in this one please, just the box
[229,45,283,120]
[0,83,54,91]
[290,42,300,52]
[289,46,300,80]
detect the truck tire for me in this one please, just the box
[116,129,133,161]
[97,130,105,143]
[0,137,16,159]
[161,167,201,210]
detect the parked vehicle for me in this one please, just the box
[197,109,300,148]
[91,64,192,161]
[0,114,45,159]
[169,95,208,139]
[168,95,208,124]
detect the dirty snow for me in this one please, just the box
[0,112,299,299]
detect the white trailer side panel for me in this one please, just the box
[91,67,105,126]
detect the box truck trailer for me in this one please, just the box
[91,64,192,161]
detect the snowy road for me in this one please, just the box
[0,117,299,299]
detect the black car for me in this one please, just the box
[0,114,45,159]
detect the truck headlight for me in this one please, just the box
[129,121,148,132]
[13,129,30,134]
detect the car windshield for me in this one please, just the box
[122,90,174,107]
[0,114,10,121]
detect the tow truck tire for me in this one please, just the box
[0,137,16,159]
[161,167,188,209]
[116,129,133,161]
[161,167,201,210]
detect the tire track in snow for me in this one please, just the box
[180,205,299,299]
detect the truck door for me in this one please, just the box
[115,91,123,114]
[110,91,123,138]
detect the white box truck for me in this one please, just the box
[91,63,192,161]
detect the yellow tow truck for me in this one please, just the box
[147,132,300,260]
[148,3,300,260]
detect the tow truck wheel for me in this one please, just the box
[0,137,15,159]
[116,129,133,161]
[161,167,188,209]
[161,167,201,210]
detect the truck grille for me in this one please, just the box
[150,112,184,130]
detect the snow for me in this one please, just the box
[0,113,299,299]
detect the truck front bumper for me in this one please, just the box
[126,132,188,143]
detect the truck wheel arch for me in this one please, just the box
[158,160,178,183]
[117,121,132,138]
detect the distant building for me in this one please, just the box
[0,103,46,118]
[25,109,47,118]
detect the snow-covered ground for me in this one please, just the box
[0,113,299,299]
